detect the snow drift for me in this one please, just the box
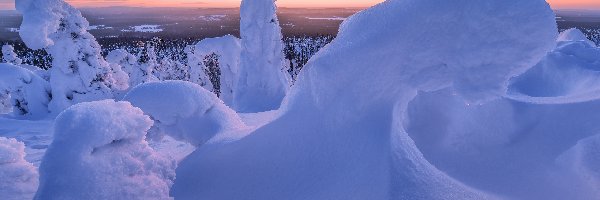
[0,137,38,200]
[124,81,247,147]
[172,0,557,199]
[35,100,175,200]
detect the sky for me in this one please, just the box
[0,0,599,10]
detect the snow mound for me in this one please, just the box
[193,35,242,107]
[508,35,600,104]
[0,137,38,200]
[35,100,175,200]
[557,28,596,46]
[0,63,50,118]
[235,0,289,113]
[124,81,247,147]
[172,0,556,199]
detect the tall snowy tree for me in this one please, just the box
[235,0,290,112]
[16,0,128,113]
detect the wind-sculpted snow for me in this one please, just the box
[508,28,600,104]
[124,81,247,147]
[193,35,242,107]
[0,63,50,118]
[16,0,129,114]
[235,0,289,113]
[0,137,38,200]
[35,100,175,200]
[173,0,556,199]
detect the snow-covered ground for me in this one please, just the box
[2,0,600,199]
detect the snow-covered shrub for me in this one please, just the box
[2,45,23,65]
[35,100,176,200]
[0,137,38,200]
[16,0,129,113]
[172,0,556,199]
[124,81,247,147]
[0,63,50,118]
[193,35,242,106]
[235,0,290,112]
[135,43,160,85]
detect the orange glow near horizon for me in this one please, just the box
[1,0,599,10]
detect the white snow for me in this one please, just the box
[306,17,346,21]
[123,81,247,146]
[0,137,38,200]
[5,0,600,199]
[198,15,227,21]
[172,0,556,199]
[35,100,175,199]
[235,0,290,113]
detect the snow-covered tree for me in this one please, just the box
[185,45,213,90]
[1,45,23,65]
[16,0,128,113]
[0,63,51,118]
[235,0,290,112]
[192,35,242,107]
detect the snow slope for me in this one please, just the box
[172,0,556,199]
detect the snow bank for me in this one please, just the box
[35,100,175,199]
[193,35,242,106]
[172,0,556,199]
[17,0,129,113]
[235,0,289,112]
[557,134,600,194]
[124,81,247,147]
[2,45,23,65]
[508,29,600,104]
[0,137,38,200]
[0,63,50,118]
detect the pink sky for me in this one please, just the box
[0,0,599,9]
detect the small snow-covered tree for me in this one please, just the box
[16,0,128,113]
[135,43,159,85]
[185,45,213,90]
[0,63,51,118]
[1,45,23,65]
[235,0,290,112]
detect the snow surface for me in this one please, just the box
[35,100,175,200]
[131,25,163,33]
[0,137,38,200]
[235,0,290,113]
[172,0,557,199]
[123,81,248,147]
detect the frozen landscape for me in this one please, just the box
[1,0,600,199]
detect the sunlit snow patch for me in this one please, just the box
[130,25,163,33]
